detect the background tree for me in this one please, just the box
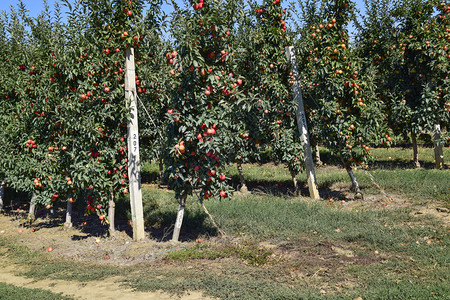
[295,0,389,197]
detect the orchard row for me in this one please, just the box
[0,0,447,240]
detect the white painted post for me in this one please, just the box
[125,47,145,241]
[285,46,320,200]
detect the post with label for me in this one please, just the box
[125,47,145,241]
[285,46,320,200]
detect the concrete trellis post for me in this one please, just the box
[285,46,320,200]
[125,47,145,241]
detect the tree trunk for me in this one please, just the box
[343,161,363,199]
[433,123,444,169]
[172,193,187,242]
[0,180,4,211]
[64,201,73,229]
[28,194,37,223]
[108,191,115,234]
[159,159,166,186]
[411,132,421,168]
[290,169,299,195]
[315,144,322,166]
[237,163,248,193]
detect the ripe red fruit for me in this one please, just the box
[47,247,53,252]
[178,144,186,153]
[220,191,228,198]
[236,79,243,85]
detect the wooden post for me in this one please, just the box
[285,46,320,200]
[125,47,145,241]
[433,123,444,169]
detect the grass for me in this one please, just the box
[369,146,450,169]
[164,239,274,266]
[355,168,450,202]
[2,188,449,299]
[205,195,449,253]
[0,282,73,300]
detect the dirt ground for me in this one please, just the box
[0,183,448,299]
[0,207,214,299]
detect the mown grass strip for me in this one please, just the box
[0,282,73,300]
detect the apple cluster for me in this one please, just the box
[193,0,205,10]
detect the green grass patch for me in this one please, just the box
[0,282,73,300]
[356,168,450,202]
[165,239,274,266]
[346,259,449,299]
[369,146,450,167]
[205,195,449,255]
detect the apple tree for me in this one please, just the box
[295,0,389,197]
[164,0,244,241]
